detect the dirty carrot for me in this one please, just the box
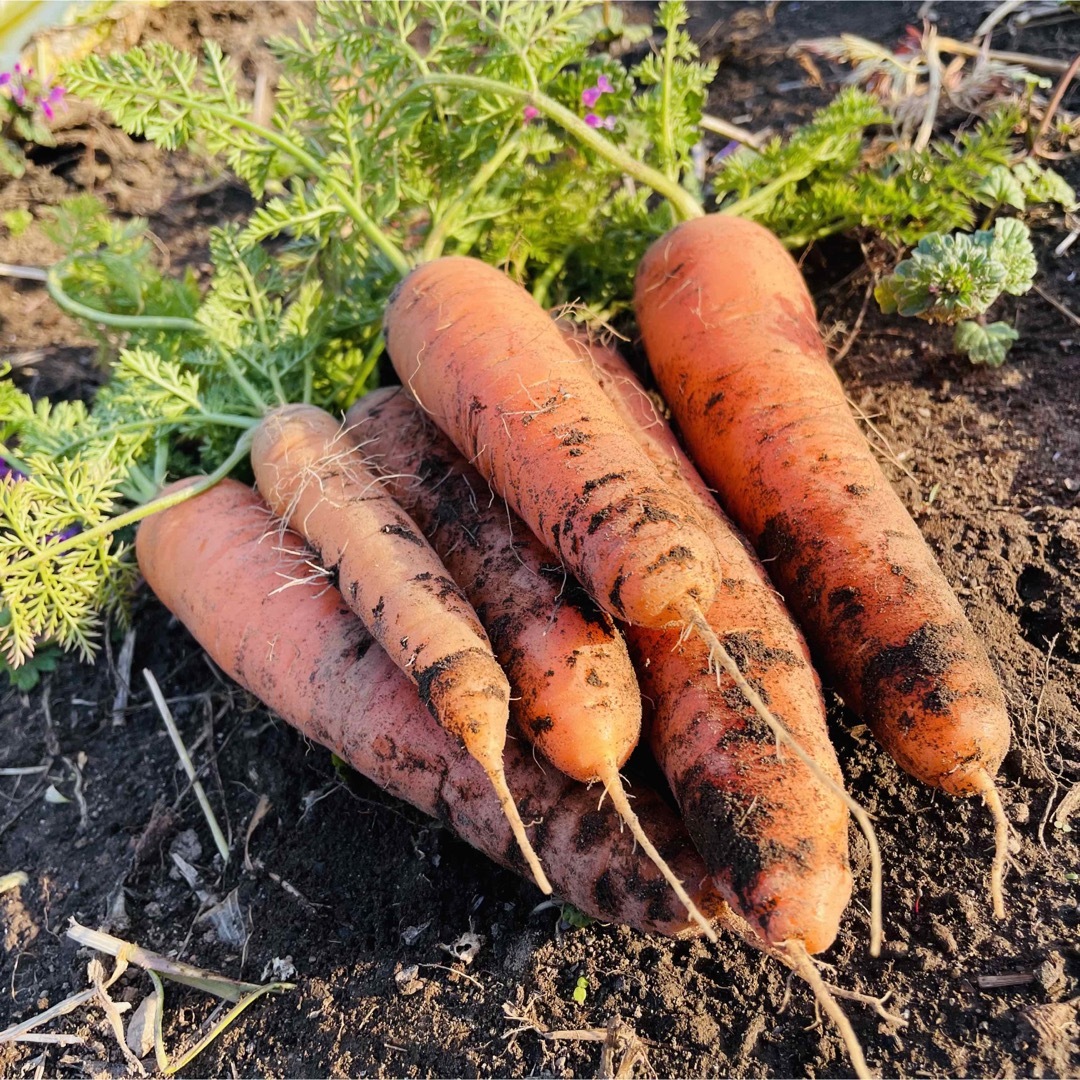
[250,403,550,894]
[345,387,718,941]
[636,214,1012,917]
[383,256,724,634]
[570,329,859,954]
[134,477,714,935]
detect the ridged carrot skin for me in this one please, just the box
[635,215,1010,799]
[251,403,550,894]
[575,332,852,954]
[135,479,718,935]
[252,403,506,757]
[384,256,723,630]
[344,387,641,783]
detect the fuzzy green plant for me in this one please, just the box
[876,218,1038,365]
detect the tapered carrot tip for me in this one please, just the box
[484,762,551,894]
[600,767,718,942]
[971,769,1009,920]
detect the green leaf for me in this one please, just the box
[1013,160,1077,210]
[975,165,1025,210]
[0,135,26,177]
[0,629,61,690]
[990,217,1036,296]
[1,208,33,236]
[953,320,1018,366]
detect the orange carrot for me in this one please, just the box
[134,478,717,935]
[344,387,718,940]
[383,256,723,632]
[567,330,855,954]
[250,403,549,894]
[635,215,1012,917]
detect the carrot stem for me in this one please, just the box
[680,602,884,957]
[599,767,718,943]
[783,940,872,1080]
[972,769,1009,920]
[0,428,256,580]
[390,74,705,222]
[46,265,270,415]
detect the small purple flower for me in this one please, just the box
[714,140,741,162]
[523,104,540,122]
[596,74,614,94]
[46,523,82,544]
[0,459,27,483]
[1,65,64,120]
[584,111,617,130]
[38,85,64,121]
[581,86,601,108]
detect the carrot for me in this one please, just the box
[134,478,715,935]
[250,403,550,894]
[635,214,1012,917]
[564,330,857,955]
[383,256,723,633]
[343,387,718,940]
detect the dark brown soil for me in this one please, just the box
[2,3,1079,1077]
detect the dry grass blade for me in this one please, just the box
[89,957,146,1076]
[242,793,273,871]
[66,919,277,1002]
[144,667,230,864]
[0,989,96,1045]
[67,919,293,1076]
[146,968,291,1076]
[111,628,137,727]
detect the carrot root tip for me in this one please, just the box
[601,769,718,944]
[483,760,551,895]
[974,770,1009,921]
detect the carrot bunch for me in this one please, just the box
[136,218,1011,1080]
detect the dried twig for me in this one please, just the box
[144,668,230,864]
[934,37,1073,76]
[1033,283,1080,328]
[974,0,1031,40]
[1035,51,1080,145]
[700,113,763,150]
